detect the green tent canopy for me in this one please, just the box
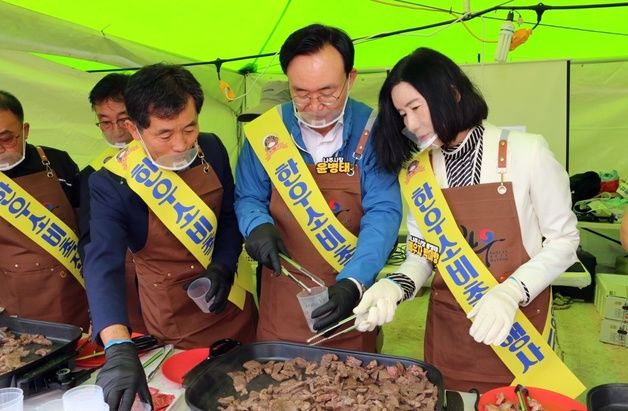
[3,0,628,71]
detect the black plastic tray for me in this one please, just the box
[587,383,628,411]
[184,341,444,411]
[0,316,82,388]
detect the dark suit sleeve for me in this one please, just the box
[83,170,131,342]
[77,166,95,262]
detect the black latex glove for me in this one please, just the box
[96,342,152,411]
[194,261,235,313]
[244,223,288,276]
[311,279,361,331]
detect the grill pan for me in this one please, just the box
[184,341,444,411]
[587,383,628,411]
[0,316,82,388]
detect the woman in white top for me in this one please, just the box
[353,48,579,391]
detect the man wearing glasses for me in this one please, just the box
[78,73,147,334]
[235,24,401,352]
[0,90,89,329]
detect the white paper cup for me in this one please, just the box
[186,277,215,313]
[0,388,23,411]
[62,385,104,411]
[297,286,329,332]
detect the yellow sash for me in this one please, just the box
[89,147,121,170]
[0,171,84,287]
[243,107,358,272]
[103,140,250,309]
[399,150,584,398]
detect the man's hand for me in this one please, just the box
[311,279,360,331]
[467,279,524,345]
[353,278,404,332]
[185,262,235,313]
[244,223,288,275]
[96,342,152,411]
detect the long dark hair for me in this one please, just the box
[374,48,488,173]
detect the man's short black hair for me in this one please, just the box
[0,90,24,123]
[89,73,130,107]
[279,24,354,75]
[124,64,204,130]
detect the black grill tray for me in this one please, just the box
[0,316,82,388]
[184,341,444,411]
[587,383,628,411]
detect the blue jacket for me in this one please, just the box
[83,133,242,337]
[234,99,401,286]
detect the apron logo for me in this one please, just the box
[461,226,506,268]
[328,199,350,217]
[263,134,287,160]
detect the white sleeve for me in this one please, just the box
[396,209,434,299]
[510,135,579,304]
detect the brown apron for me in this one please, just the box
[0,166,89,330]
[133,163,256,349]
[123,251,147,334]
[424,181,551,392]
[257,164,377,352]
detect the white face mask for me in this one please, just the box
[0,137,26,171]
[402,128,440,151]
[137,129,198,171]
[106,140,129,149]
[293,94,349,129]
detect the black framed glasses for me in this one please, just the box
[96,118,129,130]
[291,77,349,108]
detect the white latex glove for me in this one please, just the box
[467,279,524,346]
[353,279,403,332]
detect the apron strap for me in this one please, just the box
[35,146,55,178]
[497,129,510,194]
[348,114,376,177]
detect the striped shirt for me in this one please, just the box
[442,125,484,188]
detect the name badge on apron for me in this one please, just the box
[315,156,352,175]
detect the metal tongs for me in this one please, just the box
[515,384,531,411]
[278,254,358,345]
[279,253,325,293]
[306,314,358,346]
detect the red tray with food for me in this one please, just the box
[479,385,586,411]
[0,316,82,388]
[184,341,444,411]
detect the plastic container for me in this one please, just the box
[0,388,23,411]
[296,286,329,332]
[62,385,104,411]
[36,399,64,411]
[186,277,214,313]
[587,383,628,411]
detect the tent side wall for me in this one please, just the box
[0,51,244,171]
